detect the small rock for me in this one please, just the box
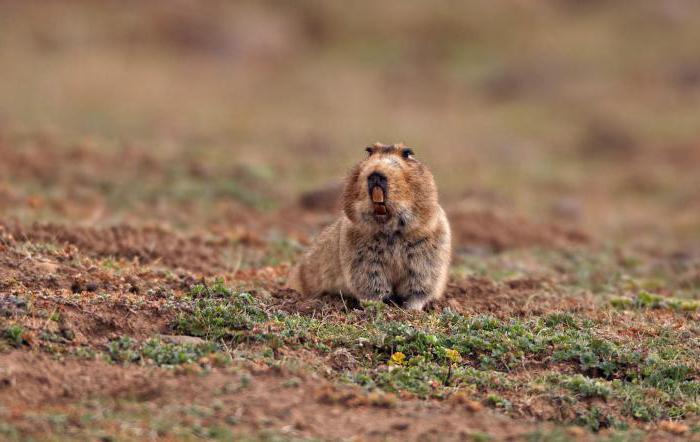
[327,348,357,371]
[85,282,99,292]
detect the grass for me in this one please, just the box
[0,398,320,442]
[611,291,700,312]
[104,336,228,368]
[174,279,269,341]
[166,278,700,429]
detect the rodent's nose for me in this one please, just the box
[367,172,388,195]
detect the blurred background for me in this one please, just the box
[1,0,699,252]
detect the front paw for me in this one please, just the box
[401,291,431,311]
[362,289,391,301]
[403,297,429,311]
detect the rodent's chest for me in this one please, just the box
[360,231,415,267]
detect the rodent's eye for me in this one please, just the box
[365,147,374,156]
[401,148,414,159]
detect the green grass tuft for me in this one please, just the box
[2,324,27,348]
[175,291,268,341]
[105,336,227,367]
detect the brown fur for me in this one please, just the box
[288,143,451,310]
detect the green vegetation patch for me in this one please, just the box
[105,336,228,367]
[611,291,700,312]
[174,279,269,341]
[1,324,28,348]
[556,374,612,399]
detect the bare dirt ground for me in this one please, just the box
[2,2,700,441]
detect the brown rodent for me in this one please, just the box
[287,143,451,310]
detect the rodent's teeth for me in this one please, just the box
[374,204,388,215]
[371,186,385,203]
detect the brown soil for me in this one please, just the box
[0,352,161,407]
[2,220,263,275]
[0,351,555,441]
[273,275,594,320]
[448,207,589,252]
[435,276,594,318]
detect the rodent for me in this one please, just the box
[287,142,451,310]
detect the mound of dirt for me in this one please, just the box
[270,275,594,319]
[2,221,262,275]
[448,207,589,252]
[270,288,361,315]
[299,181,343,212]
[432,276,594,318]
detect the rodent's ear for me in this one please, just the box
[401,147,415,159]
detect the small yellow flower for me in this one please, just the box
[389,351,406,366]
[444,348,462,363]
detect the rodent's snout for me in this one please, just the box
[367,172,389,221]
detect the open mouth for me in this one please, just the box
[367,172,389,223]
[371,185,388,221]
